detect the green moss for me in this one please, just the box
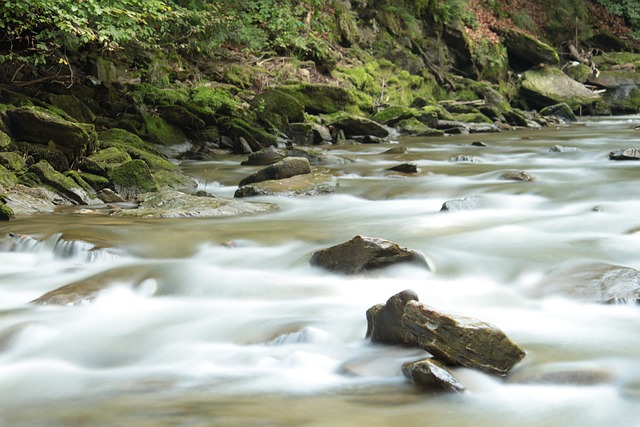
[0,164,18,188]
[276,83,374,115]
[141,113,187,146]
[190,86,240,115]
[595,52,640,68]
[220,118,277,148]
[0,203,13,220]
[109,159,158,199]
[128,83,189,106]
[10,141,70,172]
[453,112,494,124]
[0,152,25,172]
[89,147,132,165]
[65,170,95,194]
[223,65,254,88]
[251,90,305,130]
[422,105,454,121]
[372,106,417,125]
[0,130,11,149]
[563,64,591,83]
[78,171,110,191]
[151,169,196,191]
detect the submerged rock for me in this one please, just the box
[310,235,431,275]
[387,163,419,174]
[111,189,278,218]
[501,170,536,181]
[440,195,485,211]
[531,262,640,304]
[238,157,311,187]
[234,172,337,197]
[402,358,465,392]
[403,300,526,376]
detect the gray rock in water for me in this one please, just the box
[330,115,389,138]
[402,358,465,392]
[402,300,526,376]
[234,173,338,198]
[366,289,420,346]
[284,146,352,166]
[441,195,484,211]
[531,262,640,304]
[449,155,481,163]
[549,145,578,153]
[501,170,536,181]
[241,146,285,166]
[239,157,311,187]
[310,235,431,275]
[539,103,578,122]
[609,148,640,161]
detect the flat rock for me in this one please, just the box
[403,300,526,376]
[402,358,465,392]
[520,67,600,109]
[310,235,431,275]
[330,115,389,138]
[111,189,278,218]
[234,172,338,197]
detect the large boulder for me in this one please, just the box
[402,358,465,393]
[112,189,278,218]
[234,172,337,198]
[109,159,158,200]
[238,157,312,187]
[520,67,600,110]
[531,262,640,304]
[330,115,389,138]
[310,235,431,275]
[48,94,96,123]
[539,103,578,122]
[403,300,526,376]
[252,90,305,130]
[276,83,374,115]
[285,123,333,146]
[501,29,560,68]
[6,106,97,162]
[366,289,420,346]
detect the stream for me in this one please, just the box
[1,117,640,426]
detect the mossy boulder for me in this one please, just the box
[520,67,600,109]
[395,118,443,136]
[453,112,494,124]
[539,103,577,122]
[0,152,25,172]
[0,203,13,220]
[276,83,374,115]
[563,63,592,83]
[109,159,158,200]
[48,94,96,123]
[238,157,312,187]
[285,123,332,146]
[89,146,132,166]
[141,113,188,146]
[502,29,560,69]
[28,160,100,205]
[10,141,69,172]
[219,118,277,153]
[6,106,97,163]
[588,70,640,89]
[78,171,110,191]
[0,130,12,149]
[329,114,389,138]
[234,172,338,198]
[157,105,206,130]
[252,90,305,131]
[0,164,18,188]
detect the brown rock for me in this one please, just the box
[402,358,465,392]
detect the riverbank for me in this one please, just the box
[1,1,640,217]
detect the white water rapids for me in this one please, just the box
[1,118,640,426]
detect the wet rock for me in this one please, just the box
[609,148,640,160]
[539,103,578,122]
[471,141,487,147]
[396,118,443,136]
[437,120,500,134]
[387,163,418,174]
[284,146,352,166]
[402,358,465,392]
[97,188,125,203]
[440,195,485,211]
[383,146,410,155]
[366,289,420,346]
[112,189,278,218]
[549,145,578,153]
[403,300,526,376]
[238,157,312,187]
[310,235,431,275]
[3,184,63,215]
[330,115,389,138]
[48,94,96,124]
[241,146,285,166]
[501,170,536,181]
[531,262,640,304]
[234,172,338,197]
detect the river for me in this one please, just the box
[0,117,639,426]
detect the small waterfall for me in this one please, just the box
[0,232,120,262]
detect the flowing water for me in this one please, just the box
[1,118,640,426]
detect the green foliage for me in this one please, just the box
[542,0,592,44]
[595,0,640,37]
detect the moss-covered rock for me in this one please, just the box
[109,159,158,200]
[453,112,494,124]
[0,203,13,220]
[251,90,305,131]
[6,106,97,163]
[396,118,443,136]
[563,63,591,83]
[28,160,99,205]
[276,83,374,115]
[285,123,332,146]
[0,152,25,172]
[78,171,110,191]
[219,118,277,152]
[141,112,188,146]
[520,67,600,109]
[0,164,18,188]
[10,141,69,172]
[157,105,206,130]
[329,114,389,138]
[65,170,97,195]
[372,106,418,126]
[0,130,11,149]
[502,29,560,69]
[48,94,96,123]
